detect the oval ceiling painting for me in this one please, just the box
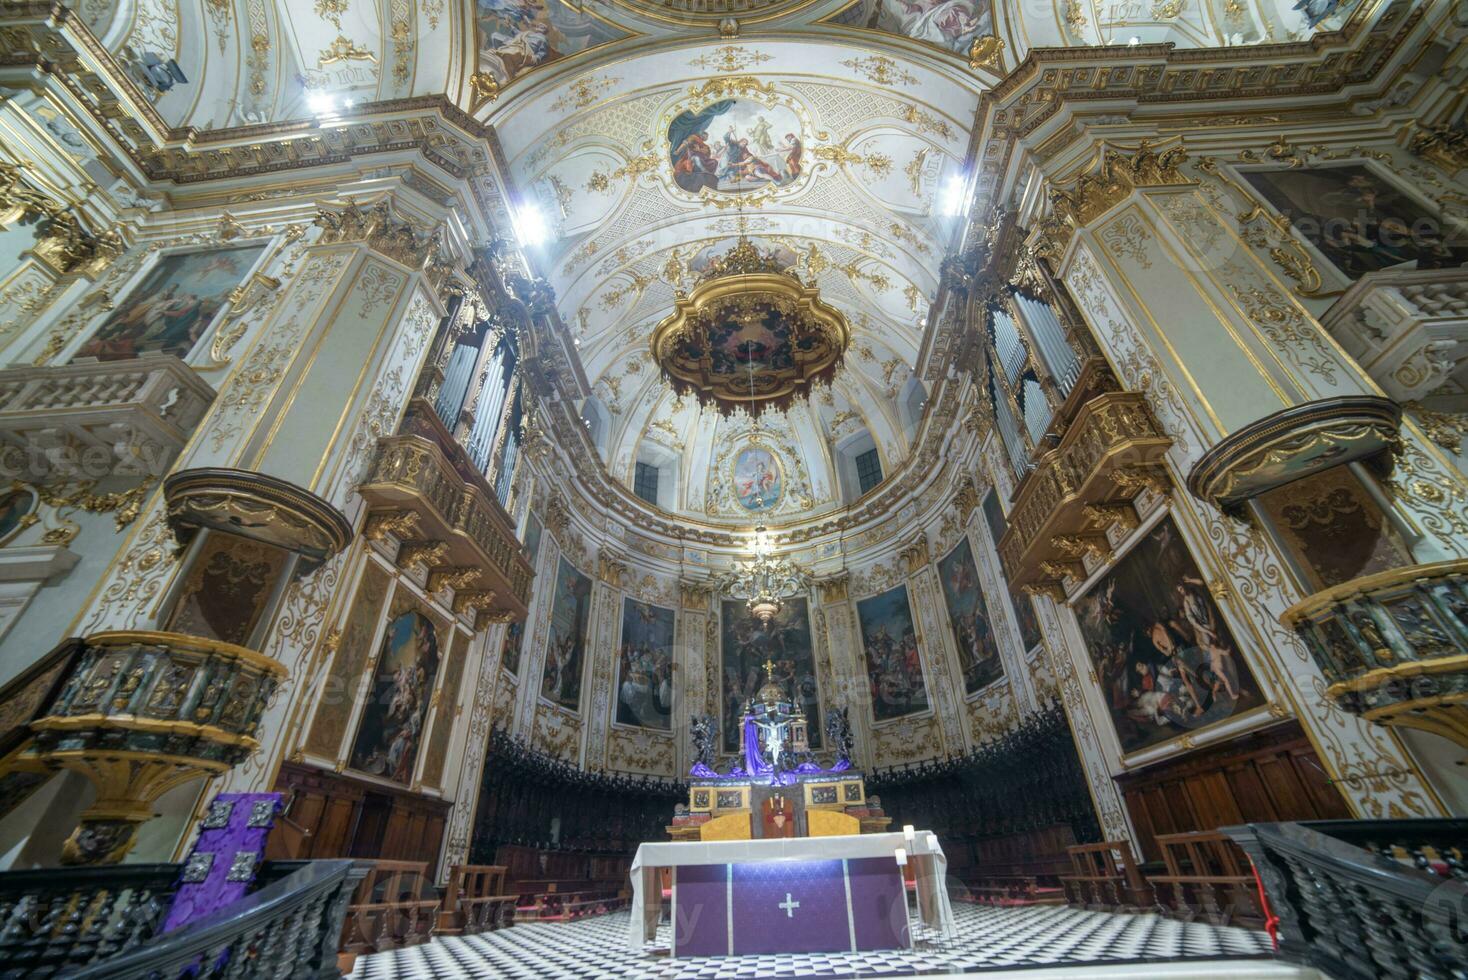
[733,446,782,513]
[669,99,804,195]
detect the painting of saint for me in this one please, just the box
[720,598,822,753]
[0,488,35,544]
[1242,165,1468,281]
[1073,518,1262,754]
[349,607,441,784]
[830,0,993,55]
[937,539,1004,694]
[669,99,804,194]
[733,447,782,512]
[616,598,676,730]
[541,557,592,710]
[500,514,543,675]
[856,585,929,721]
[475,0,625,87]
[73,245,265,362]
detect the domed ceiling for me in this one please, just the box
[89,0,1368,527]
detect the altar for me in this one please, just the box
[669,661,891,841]
[628,831,956,956]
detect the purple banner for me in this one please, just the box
[163,792,281,932]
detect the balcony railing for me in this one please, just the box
[0,353,214,480]
[1224,819,1467,980]
[1319,266,1468,403]
[1281,559,1468,754]
[997,370,1172,598]
[357,430,533,625]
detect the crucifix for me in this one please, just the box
[779,892,800,918]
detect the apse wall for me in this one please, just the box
[480,369,1057,779]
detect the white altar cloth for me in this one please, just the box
[627,830,956,951]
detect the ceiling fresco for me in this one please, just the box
[82,0,1379,523]
[485,36,971,522]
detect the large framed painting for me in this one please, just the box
[616,598,676,730]
[937,539,1004,694]
[1241,165,1468,281]
[856,584,929,721]
[733,446,782,512]
[349,599,442,784]
[1073,518,1263,754]
[669,100,804,195]
[475,0,625,88]
[73,244,266,362]
[501,513,544,676]
[829,0,993,55]
[541,556,592,710]
[304,562,391,759]
[720,598,821,753]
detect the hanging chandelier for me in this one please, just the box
[650,237,849,417]
[722,525,807,625]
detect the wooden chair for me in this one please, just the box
[1148,831,1265,928]
[1059,841,1153,910]
[436,864,517,935]
[341,860,439,957]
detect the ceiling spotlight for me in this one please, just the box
[307,91,337,116]
[513,202,550,249]
[1128,36,1142,45]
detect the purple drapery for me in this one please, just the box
[743,714,772,775]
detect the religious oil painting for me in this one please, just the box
[669,99,804,195]
[616,598,676,730]
[937,538,1004,694]
[349,604,442,784]
[856,584,929,721]
[830,0,993,55]
[501,513,544,676]
[1242,164,1468,281]
[475,0,625,87]
[0,487,36,545]
[1074,518,1262,754]
[74,244,266,362]
[733,446,782,512]
[542,557,593,710]
[720,598,821,753]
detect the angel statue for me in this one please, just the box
[689,713,719,777]
[825,705,854,771]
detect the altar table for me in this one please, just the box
[628,831,955,956]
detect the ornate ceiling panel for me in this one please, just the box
[484,36,978,524]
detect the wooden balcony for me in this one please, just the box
[356,426,533,627]
[1282,559,1468,756]
[998,381,1172,599]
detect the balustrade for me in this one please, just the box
[1225,819,1467,980]
[0,354,214,480]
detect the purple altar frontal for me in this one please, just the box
[672,857,908,957]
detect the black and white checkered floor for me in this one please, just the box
[349,903,1276,979]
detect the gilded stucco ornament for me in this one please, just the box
[163,467,353,563]
[1185,396,1402,509]
[651,238,850,417]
